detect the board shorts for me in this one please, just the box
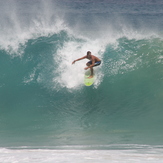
[87,61,101,67]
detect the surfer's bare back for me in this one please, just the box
[72,51,101,78]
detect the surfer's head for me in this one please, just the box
[87,51,91,59]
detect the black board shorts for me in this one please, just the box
[87,61,101,67]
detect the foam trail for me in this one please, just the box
[53,38,105,89]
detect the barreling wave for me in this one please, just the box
[1,0,163,147]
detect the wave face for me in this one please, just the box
[0,0,163,148]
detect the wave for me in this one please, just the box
[1,0,163,147]
[1,0,163,55]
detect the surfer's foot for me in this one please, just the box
[88,75,93,78]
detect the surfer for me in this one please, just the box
[72,51,101,78]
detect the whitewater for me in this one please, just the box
[1,0,163,162]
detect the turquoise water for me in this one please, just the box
[1,0,163,162]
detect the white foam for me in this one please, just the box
[0,147,163,163]
[23,68,37,84]
[52,38,105,90]
[0,0,67,56]
[0,0,161,57]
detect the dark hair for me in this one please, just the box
[87,51,91,55]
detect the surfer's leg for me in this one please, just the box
[86,61,93,78]
[90,67,93,76]
[86,61,91,66]
[88,67,93,78]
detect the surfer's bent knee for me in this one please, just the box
[86,63,90,66]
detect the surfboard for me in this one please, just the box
[84,70,95,86]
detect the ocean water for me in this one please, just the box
[1,0,163,162]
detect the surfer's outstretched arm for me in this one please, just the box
[72,56,87,64]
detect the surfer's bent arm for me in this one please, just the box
[72,56,86,64]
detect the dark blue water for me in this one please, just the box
[0,0,163,150]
